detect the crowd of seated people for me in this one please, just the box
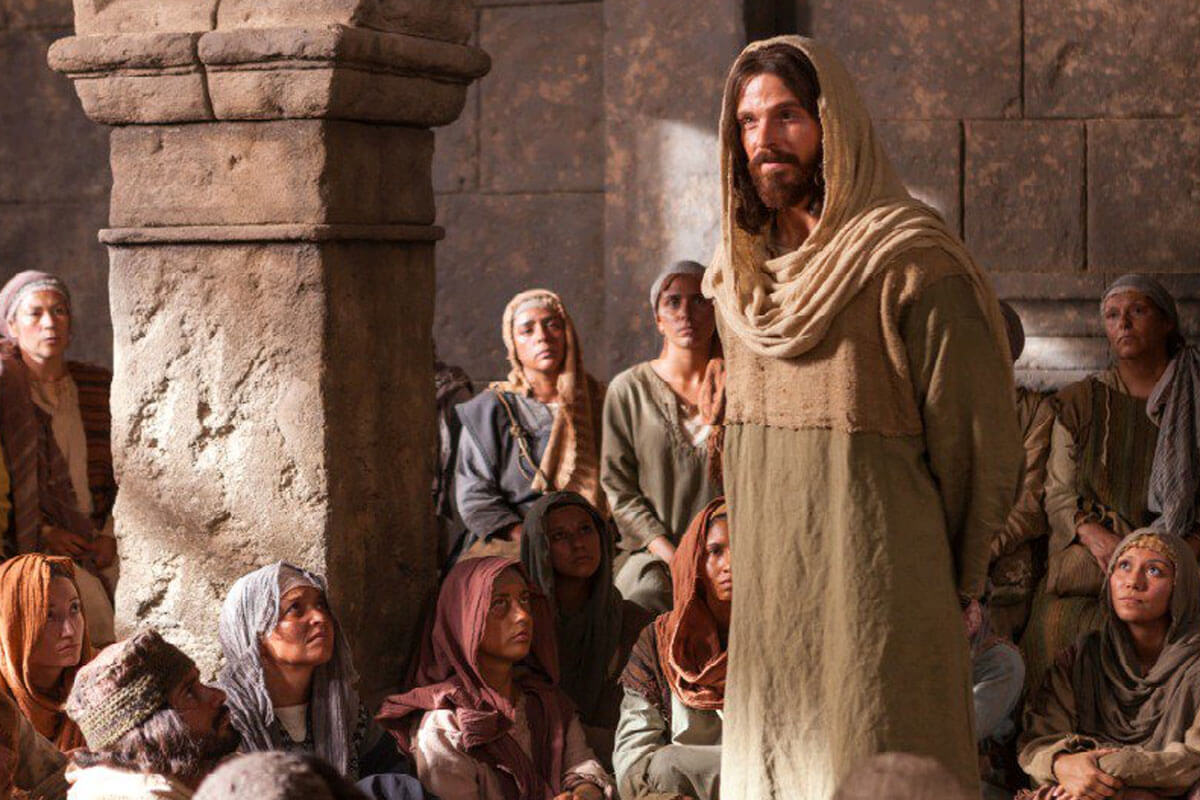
[2,262,1200,800]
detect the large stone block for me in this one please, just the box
[109,121,434,228]
[433,192,604,382]
[1026,0,1200,117]
[875,120,961,235]
[603,0,741,375]
[1088,119,1200,274]
[809,0,1021,119]
[108,240,436,688]
[479,3,603,192]
[0,32,110,203]
[964,121,1084,272]
[217,0,473,43]
[72,0,218,35]
[0,200,111,366]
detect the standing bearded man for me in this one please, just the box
[702,37,1022,798]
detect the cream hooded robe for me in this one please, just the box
[703,37,1022,798]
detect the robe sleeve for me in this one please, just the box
[1044,418,1088,554]
[904,274,1023,600]
[992,395,1054,558]
[601,377,671,550]
[0,443,10,549]
[561,714,614,797]
[454,423,522,542]
[12,708,67,799]
[1018,646,1096,785]
[613,687,672,799]
[1096,727,1200,793]
[412,712,483,800]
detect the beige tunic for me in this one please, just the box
[412,697,612,800]
[719,251,1022,798]
[66,766,192,800]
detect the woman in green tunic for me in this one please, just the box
[602,261,720,614]
[1024,275,1199,694]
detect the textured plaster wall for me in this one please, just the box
[0,0,111,366]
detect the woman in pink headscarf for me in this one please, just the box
[377,557,612,800]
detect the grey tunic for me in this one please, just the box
[455,390,554,545]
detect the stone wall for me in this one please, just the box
[0,0,111,366]
[433,0,1200,388]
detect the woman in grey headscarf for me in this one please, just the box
[217,562,403,780]
[1024,274,1200,695]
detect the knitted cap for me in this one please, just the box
[66,630,196,751]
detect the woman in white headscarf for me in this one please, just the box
[217,562,403,780]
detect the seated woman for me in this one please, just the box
[455,289,605,555]
[1018,530,1200,800]
[0,553,91,752]
[614,498,729,800]
[520,491,653,763]
[603,261,721,614]
[217,562,403,780]
[377,556,612,800]
[1024,274,1200,693]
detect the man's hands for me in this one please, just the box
[1052,750,1123,800]
[91,535,117,569]
[552,784,604,800]
[1077,523,1122,571]
[647,535,676,565]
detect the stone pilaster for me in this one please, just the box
[48,1,488,693]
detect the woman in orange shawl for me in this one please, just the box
[613,498,729,800]
[0,553,91,750]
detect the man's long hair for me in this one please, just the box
[727,43,823,234]
[71,707,240,784]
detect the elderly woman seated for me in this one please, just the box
[0,554,92,753]
[378,557,612,800]
[613,499,730,800]
[520,491,652,764]
[217,562,404,781]
[1017,531,1200,800]
[454,289,606,555]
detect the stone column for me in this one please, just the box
[48,1,488,693]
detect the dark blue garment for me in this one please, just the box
[356,773,439,800]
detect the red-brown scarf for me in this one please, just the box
[377,557,575,800]
[656,498,729,710]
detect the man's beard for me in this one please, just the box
[170,718,242,782]
[749,148,821,211]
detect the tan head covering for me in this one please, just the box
[490,289,607,511]
[1070,530,1200,749]
[702,36,1011,373]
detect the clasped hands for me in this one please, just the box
[1051,750,1163,800]
[40,524,116,570]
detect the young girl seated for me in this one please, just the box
[1018,530,1200,800]
[378,556,612,800]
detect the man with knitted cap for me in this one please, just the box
[0,270,119,646]
[63,630,240,799]
[701,38,1022,798]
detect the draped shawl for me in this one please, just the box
[1072,530,1200,748]
[0,554,91,750]
[490,290,607,512]
[520,491,622,725]
[377,557,575,800]
[217,562,361,776]
[701,36,1011,377]
[656,498,728,711]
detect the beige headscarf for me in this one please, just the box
[490,290,607,512]
[702,36,1012,371]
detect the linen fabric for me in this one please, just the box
[1019,531,1200,794]
[656,499,728,712]
[64,764,194,800]
[706,37,1022,799]
[65,630,194,751]
[217,563,361,776]
[648,261,706,314]
[490,290,606,511]
[376,557,582,800]
[520,491,649,733]
[0,554,92,750]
